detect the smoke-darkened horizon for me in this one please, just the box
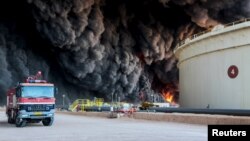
[0,0,249,105]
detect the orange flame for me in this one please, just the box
[162,91,174,103]
[161,83,178,104]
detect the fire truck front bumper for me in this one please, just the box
[18,110,55,119]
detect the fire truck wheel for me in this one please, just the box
[7,116,15,124]
[15,118,27,127]
[42,117,54,126]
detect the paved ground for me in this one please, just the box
[0,111,207,141]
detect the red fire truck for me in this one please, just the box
[6,71,56,127]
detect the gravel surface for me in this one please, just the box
[0,111,207,141]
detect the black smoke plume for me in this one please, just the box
[0,0,249,105]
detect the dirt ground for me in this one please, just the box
[0,111,207,141]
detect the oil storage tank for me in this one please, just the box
[174,19,250,109]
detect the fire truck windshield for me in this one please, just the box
[21,86,54,98]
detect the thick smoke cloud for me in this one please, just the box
[0,23,51,104]
[0,0,249,104]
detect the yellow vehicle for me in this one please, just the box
[139,101,155,110]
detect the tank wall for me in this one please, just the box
[179,45,250,109]
[175,22,250,109]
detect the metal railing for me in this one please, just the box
[176,18,250,48]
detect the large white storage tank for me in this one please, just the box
[174,19,250,109]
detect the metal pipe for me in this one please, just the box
[84,106,111,112]
[148,107,250,116]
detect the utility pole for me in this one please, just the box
[62,94,65,109]
[110,92,114,114]
[118,96,120,106]
[111,92,113,106]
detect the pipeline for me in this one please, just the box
[148,107,250,116]
[84,106,111,112]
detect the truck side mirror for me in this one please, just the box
[16,87,21,97]
[54,87,58,95]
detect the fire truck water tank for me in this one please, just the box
[174,20,250,109]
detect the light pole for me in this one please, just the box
[111,93,113,106]
[62,94,65,108]
[94,97,96,106]
[118,96,120,107]
[110,92,114,113]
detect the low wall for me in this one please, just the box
[57,111,111,118]
[58,111,250,125]
[132,112,250,125]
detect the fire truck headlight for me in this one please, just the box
[21,114,29,118]
[48,113,53,117]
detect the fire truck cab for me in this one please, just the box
[6,71,56,127]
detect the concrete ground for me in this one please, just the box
[0,111,207,141]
